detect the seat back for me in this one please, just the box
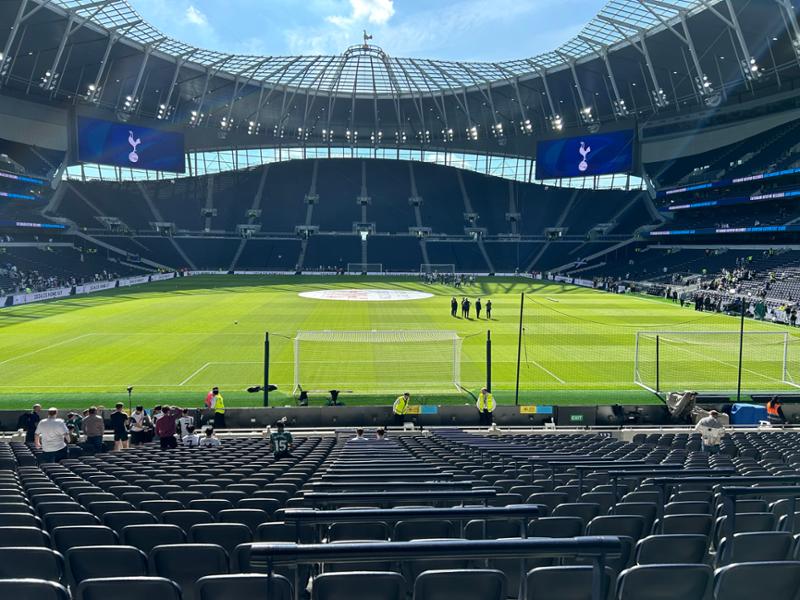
[196,574,292,600]
[76,576,182,600]
[120,524,186,555]
[716,531,794,566]
[0,579,69,600]
[149,544,229,600]
[65,545,147,586]
[189,524,252,555]
[0,547,64,582]
[413,569,505,600]
[634,534,708,565]
[311,571,405,600]
[713,561,800,600]
[617,564,712,600]
[526,566,611,600]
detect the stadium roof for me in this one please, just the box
[49,0,709,96]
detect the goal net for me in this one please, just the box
[420,263,456,275]
[634,330,798,393]
[293,330,462,393]
[346,263,383,274]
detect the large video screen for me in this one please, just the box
[535,129,635,180]
[76,116,185,173]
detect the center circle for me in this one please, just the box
[298,289,434,302]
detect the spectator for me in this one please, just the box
[155,406,178,450]
[17,404,41,444]
[182,425,201,447]
[151,405,163,442]
[177,408,194,438]
[82,406,105,453]
[34,407,69,463]
[109,403,129,451]
[375,428,387,441]
[350,428,367,441]
[269,420,293,458]
[695,410,724,453]
[128,405,151,447]
[199,427,222,447]
[65,412,82,434]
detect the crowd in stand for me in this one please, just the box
[0,262,119,296]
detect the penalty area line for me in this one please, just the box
[179,362,212,386]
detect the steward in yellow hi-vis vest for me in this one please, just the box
[393,392,411,426]
[477,387,495,426]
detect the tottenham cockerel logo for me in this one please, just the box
[128,131,142,164]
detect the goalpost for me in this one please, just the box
[346,263,383,274]
[293,330,463,394]
[420,263,456,275]
[634,330,798,393]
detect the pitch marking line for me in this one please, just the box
[528,359,566,384]
[659,336,784,385]
[179,362,211,386]
[0,333,95,367]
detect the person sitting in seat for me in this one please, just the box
[199,427,222,447]
[350,428,367,441]
[182,424,201,447]
[375,428,388,441]
[270,420,293,458]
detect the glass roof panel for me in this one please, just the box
[50,0,715,95]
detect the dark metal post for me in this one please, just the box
[514,293,524,406]
[264,332,270,407]
[655,335,660,393]
[486,330,492,392]
[737,300,745,403]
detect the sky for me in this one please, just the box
[128,0,608,62]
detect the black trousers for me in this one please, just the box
[479,411,493,426]
[160,436,177,450]
[213,412,226,429]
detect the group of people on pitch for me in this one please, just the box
[450,296,492,319]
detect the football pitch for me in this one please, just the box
[0,275,798,410]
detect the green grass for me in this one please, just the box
[0,275,797,410]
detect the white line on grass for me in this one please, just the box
[658,335,784,385]
[179,362,211,386]
[0,333,95,367]
[527,360,566,384]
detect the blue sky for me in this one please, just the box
[129,0,608,61]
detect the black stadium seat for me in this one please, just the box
[197,574,293,600]
[148,544,229,600]
[65,545,147,586]
[0,579,70,600]
[76,577,183,600]
[312,572,406,600]
[0,547,64,582]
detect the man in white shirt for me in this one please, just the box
[177,408,194,438]
[695,410,725,453]
[350,428,368,442]
[198,427,222,447]
[35,407,69,463]
[182,425,201,447]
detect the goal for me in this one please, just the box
[293,330,463,393]
[634,330,799,393]
[346,263,383,274]
[420,263,456,275]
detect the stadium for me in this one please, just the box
[5,0,800,597]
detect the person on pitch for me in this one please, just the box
[476,387,496,426]
[485,299,493,319]
[475,298,482,319]
[451,296,458,317]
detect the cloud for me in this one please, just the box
[184,5,209,26]
[326,0,395,27]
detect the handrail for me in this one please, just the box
[300,489,497,508]
[319,473,456,482]
[247,536,623,600]
[306,481,475,491]
[643,475,800,519]
[719,485,800,562]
